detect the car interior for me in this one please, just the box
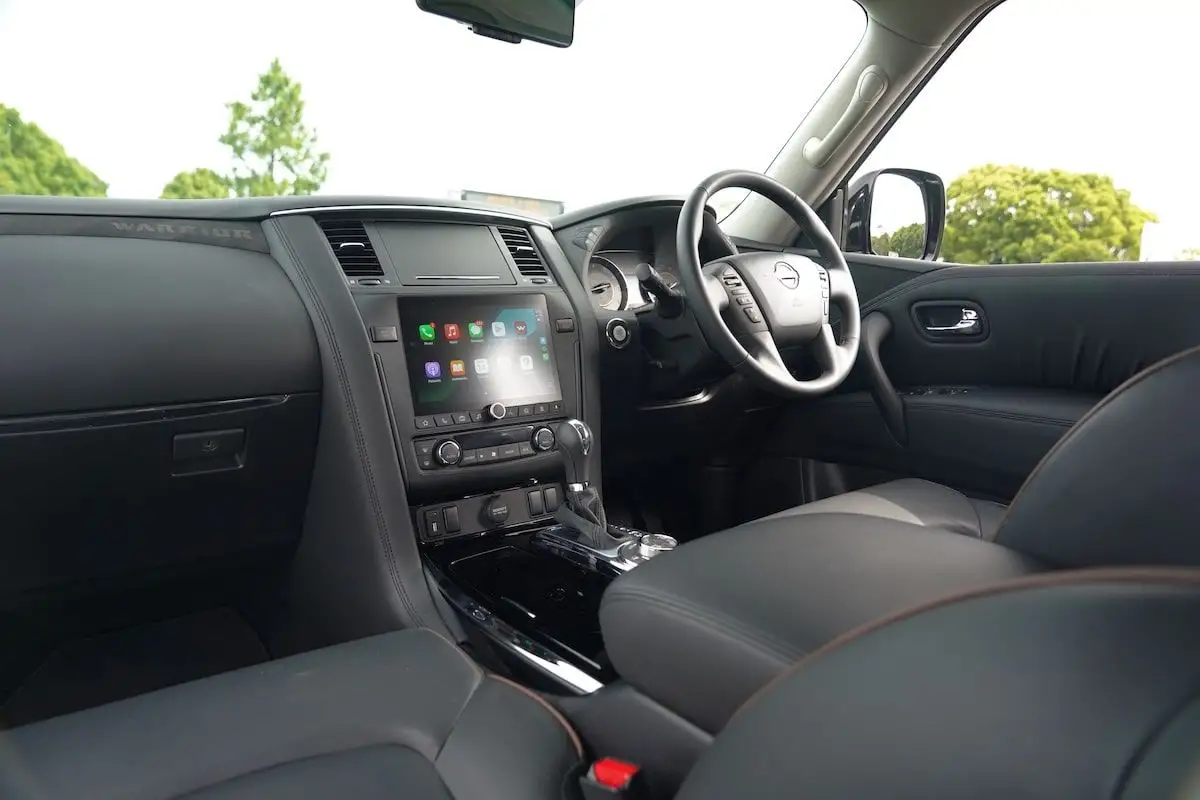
[2,0,1200,797]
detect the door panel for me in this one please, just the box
[767,257,1200,503]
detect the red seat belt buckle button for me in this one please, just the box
[581,757,644,798]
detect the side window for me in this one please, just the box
[849,0,1198,264]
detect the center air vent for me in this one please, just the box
[497,226,549,277]
[319,220,384,277]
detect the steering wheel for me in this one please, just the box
[678,170,861,398]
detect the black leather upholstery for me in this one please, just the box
[678,570,1200,799]
[0,629,582,799]
[600,513,1045,733]
[603,346,1200,733]
[767,477,1005,539]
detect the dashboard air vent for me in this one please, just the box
[497,226,548,277]
[319,220,384,277]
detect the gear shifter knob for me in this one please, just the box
[555,419,593,490]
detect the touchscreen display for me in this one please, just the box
[399,295,562,416]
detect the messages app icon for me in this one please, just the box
[468,321,484,340]
[418,323,436,342]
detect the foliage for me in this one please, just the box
[873,221,925,259]
[160,168,230,199]
[1178,247,1200,261]
[0,104,107,196]
[942,164,1155,264]
[220,59,329,197]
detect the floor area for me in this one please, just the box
[1,607,267,728]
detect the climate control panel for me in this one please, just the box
[413,422,559,472]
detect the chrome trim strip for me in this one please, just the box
[638,388,716,411]
[268,204,548,226]
[427,560,603,695]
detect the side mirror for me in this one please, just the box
[845,168,945,260]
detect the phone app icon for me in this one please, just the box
[539,337,547,345]
[449,359,466,378]
[444,323,461,341]
[542,352,550,361]
[418,323,436,342]
[491,321,506,337]
[519,354,534,371]
[468,320,484,340]
[474,358,490,375]
[424,361,441,379]
[514,320,528,336]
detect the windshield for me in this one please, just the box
[0,0,864,216]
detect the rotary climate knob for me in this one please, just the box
[435,440,462,466]
[532,426,556,452]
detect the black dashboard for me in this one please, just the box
[0,192,756,664]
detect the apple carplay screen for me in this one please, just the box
[399,294,562,417]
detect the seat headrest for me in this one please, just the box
[995,344,1200,567]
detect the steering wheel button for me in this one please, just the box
[735,295,754,306]
[731,287,750,296]
[744,307,763,323]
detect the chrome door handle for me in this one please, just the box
[925,308,980,333]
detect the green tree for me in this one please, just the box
[160,168,230,199]
[872,222,926,258]
[943,164,1155,264]
[220,58,329,197]
[0,104,107,196]
[1178,247,1200,261]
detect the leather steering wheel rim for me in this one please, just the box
[677,170,862,398]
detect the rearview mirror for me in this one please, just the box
[845,168,946,260]
[416,0,575,47]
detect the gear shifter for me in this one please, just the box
[555,418,593,491]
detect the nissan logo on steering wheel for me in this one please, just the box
[773,261,800,289]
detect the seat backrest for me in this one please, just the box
[994,344,1200,567]
[677,569,1200,800]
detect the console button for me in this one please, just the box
[478,447,500,463]
[415,440,435,457]
[443,505,461,533]
[370,325,399,342]
[417,454,435,470]
[469,410,484,422]
[519,405,534,417]
[452,411,470,425]
[423,509,444,538]
[744,307,763,324]
[518,442,534,457]
[460,449,478,466]
[527,490,545,516]
[555,318,575,333]
[544,486,560,512]
[533,403,548,415]
[550,401,563,414]
[499,443,520,460]
[482,495,510,525]
[415,417,435,431]
[434,413,454,427]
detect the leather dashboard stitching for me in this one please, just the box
[732,567,1200,723]
[268,220,425,629]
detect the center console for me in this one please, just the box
[346,214,668,696]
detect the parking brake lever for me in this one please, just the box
[636,262,684,319]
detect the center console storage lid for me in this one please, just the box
[598,513,1045,733]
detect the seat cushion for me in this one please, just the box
[767,478,1006,539]
[600,512,1044,733]
[0,629,582,800]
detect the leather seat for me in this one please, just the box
[603,345,1200,733]
[0,629,583,799]
[3,570,1200,798]
[765,476,1006,539]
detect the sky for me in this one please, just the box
[1,0,1196,257]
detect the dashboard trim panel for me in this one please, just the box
[270,204,549,227]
